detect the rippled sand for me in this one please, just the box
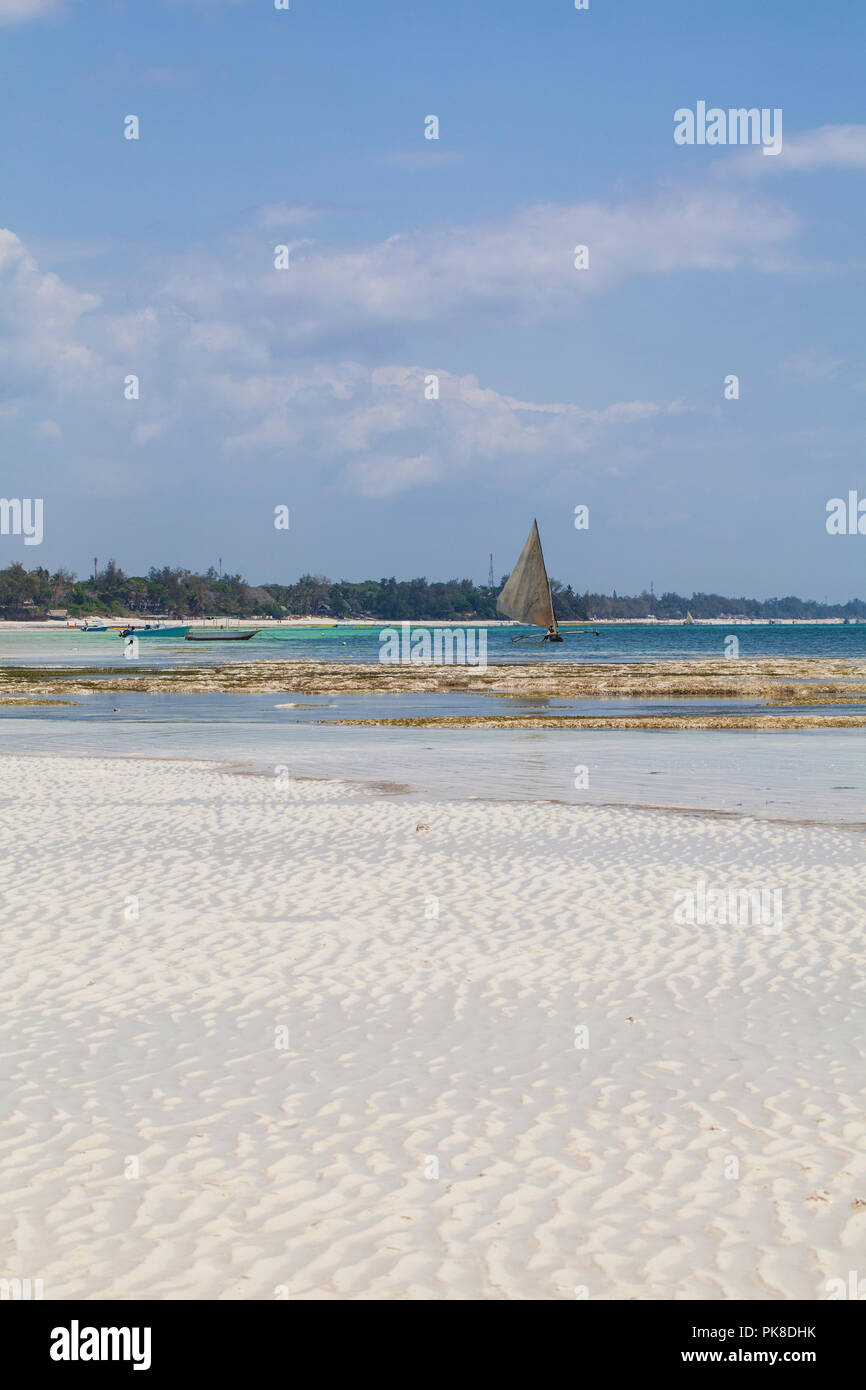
[1,754,863,1299]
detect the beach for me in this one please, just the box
[2,752,863,1300]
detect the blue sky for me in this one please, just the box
[2,0,865,598]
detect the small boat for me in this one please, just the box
[184,628,260,641]
[82,622,127,632]
[118,625,190,638]
[497,520,598,642]
[684,611,695,625]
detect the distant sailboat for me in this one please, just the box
[684,611,695,625]
[497,520,565,641]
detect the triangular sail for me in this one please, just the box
[496,520,556,630]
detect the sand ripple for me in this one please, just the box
[0,755,863,1299]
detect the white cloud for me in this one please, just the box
[0,171,814,502]
[134,421,164,446]
[220,363,675,497]
[722,124,866,176]
[0,227,678,500]
[344,453,438,498]
[0,229,100,394]
[777,125,866,170]
[0,0,60,24]
[779,350,845,381]
[156,189,800,360]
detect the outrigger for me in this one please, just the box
[497,520,598,643]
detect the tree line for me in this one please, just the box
[1,561,864,621]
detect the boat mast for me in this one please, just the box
[535,523,558,633]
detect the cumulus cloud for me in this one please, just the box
[722,123,866,176]
[219,363,678,497]
[0,226,683,498]
[0,229,100,396]
[156,188,801,361]
[0,172,811,500]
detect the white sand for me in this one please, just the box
[1,754,863,1301]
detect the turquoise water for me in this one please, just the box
[2,622,866,668]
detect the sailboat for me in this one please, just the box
[497,520,584,642]
[684,611,695,625]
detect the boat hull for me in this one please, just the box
[184,629,259,641]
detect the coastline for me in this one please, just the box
[4,616,864,631]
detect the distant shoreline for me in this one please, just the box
[2,616,865,632]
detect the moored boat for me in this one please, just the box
[118,624,190,638]
[184,628,259,641]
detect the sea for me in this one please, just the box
[1,623,864,824]
[1,620,865,668]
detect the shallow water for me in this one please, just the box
[4,689,866,724]
[5,629,865,823]
[4,621,866,668]
[2,695,864,824]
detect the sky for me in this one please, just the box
[1,0,865,599]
